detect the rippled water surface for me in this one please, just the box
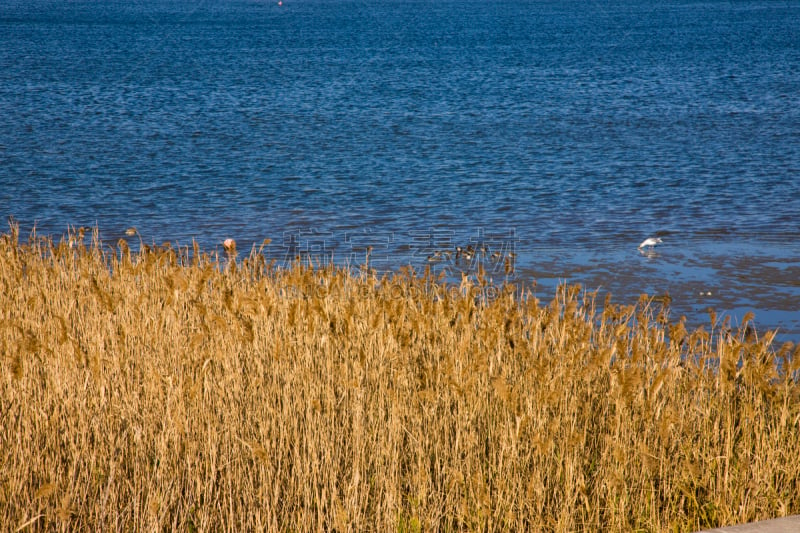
[2,0,799,338]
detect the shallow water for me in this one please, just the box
[1,0,799,340]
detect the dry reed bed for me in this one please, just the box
[1,227,799,532]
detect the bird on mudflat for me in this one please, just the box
[638,237,663,250]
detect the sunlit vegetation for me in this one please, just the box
[1,224,799,531]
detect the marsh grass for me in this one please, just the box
[1,225,799,532]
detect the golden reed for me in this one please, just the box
[1,225,798,531]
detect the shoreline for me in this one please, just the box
[12,221,800,342]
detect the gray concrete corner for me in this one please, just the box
[697,515,800,532]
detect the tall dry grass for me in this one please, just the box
[1,224,799,532]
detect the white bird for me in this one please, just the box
[638,237,663,249]
[223,238,237,253]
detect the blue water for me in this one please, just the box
[2,0,799,339]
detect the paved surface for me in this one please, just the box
[697,515,800,532]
